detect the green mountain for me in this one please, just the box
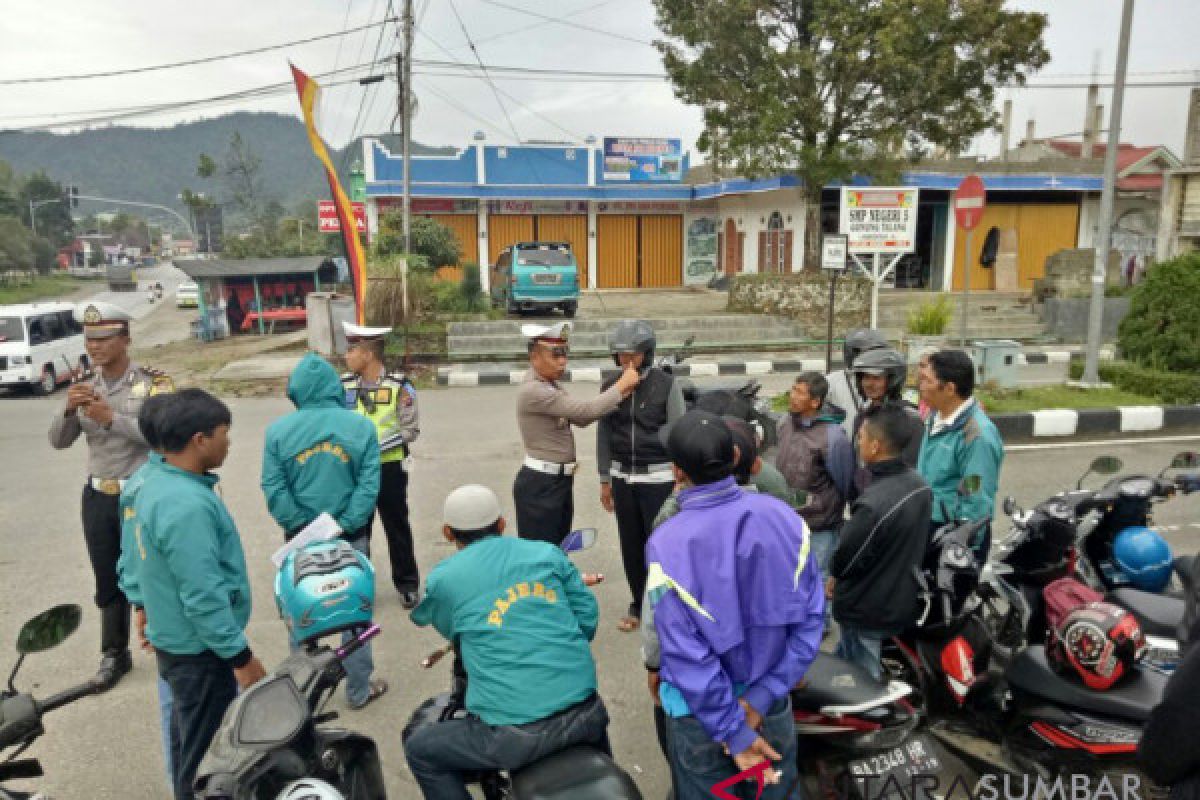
[0,111,451,222]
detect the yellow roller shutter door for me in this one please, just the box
[597,215,638,288]
[641,215,682,287]
[488,215,535,265]
[535,215,589,288]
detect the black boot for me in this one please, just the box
[93,601,132,691]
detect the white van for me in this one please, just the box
[0,302,89,394]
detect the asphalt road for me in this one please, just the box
[1,384,1197,799]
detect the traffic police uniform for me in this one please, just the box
[514,322,624,545]
[48,301,174,688]
[341,322,421,601]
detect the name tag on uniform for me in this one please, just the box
[373,387,393,405]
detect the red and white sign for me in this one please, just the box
[318,201,367,234]
[953,174,986,231]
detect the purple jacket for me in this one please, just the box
[645,476,825,755]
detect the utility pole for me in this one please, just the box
[1082,0,1134,385]
[398,0,414,320]
[29,199,37,239]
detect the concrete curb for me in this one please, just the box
[435,347,1111,386]
[992,404,1200,441]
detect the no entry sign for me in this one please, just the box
[953,175,986,231]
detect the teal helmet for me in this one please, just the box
[275,539,375,646]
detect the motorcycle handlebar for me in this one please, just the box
[37,682,98,715]
[334,623,381,661]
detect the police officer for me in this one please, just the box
[597,320,685,632]
[49,301,174,690]
[341,321,422,608]
[514,321,639,545]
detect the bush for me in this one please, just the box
[1117,252,1200,373]
[374,212,461,267]
[1068,359,1200,405]
[906,294,954,335]
[458,262,485,312]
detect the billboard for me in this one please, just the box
[603,137,684,183]
[318,200,367,234]
[838,187,919,254]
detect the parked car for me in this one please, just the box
[0,302,88,395]
[176,280,199,308]
[489,242,579,317]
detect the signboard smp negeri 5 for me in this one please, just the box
[603,137,684,182]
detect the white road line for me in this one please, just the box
[1008,434,1200,452]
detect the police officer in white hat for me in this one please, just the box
[341,321,422,608]
[513,321,639,544]
[48,301,174,690]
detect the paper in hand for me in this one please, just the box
[271,512,342,568]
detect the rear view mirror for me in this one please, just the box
[1090,457,1123,475]
[561,528,597,554]
[1002,496,1017,516]
[958,475,982,497]
[1171,452,1200,469]
[16,604,82,655]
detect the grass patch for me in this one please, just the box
[977,384,1159,414]
[0,275,86,305]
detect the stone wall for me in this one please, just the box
[728,272,870,334]
[1039,297,1131,342]
[1033,248,1122,301]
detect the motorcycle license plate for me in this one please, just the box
[845,734,942,799]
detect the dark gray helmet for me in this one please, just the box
[843,328,888,370]
[852,347,907,399]
[609,319,656,367]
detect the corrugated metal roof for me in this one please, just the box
[175,257,331,278]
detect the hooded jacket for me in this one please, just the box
[775,405,855,532]
[645,477,825,755]
[261,353,381,536]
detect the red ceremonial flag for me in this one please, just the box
[290,64,367,324]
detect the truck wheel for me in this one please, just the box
[36,366,57,396]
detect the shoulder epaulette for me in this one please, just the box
[138,366,175,394]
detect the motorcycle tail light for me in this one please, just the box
[940,637,976,705]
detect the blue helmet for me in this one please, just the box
[1112,526,1173,593]
[275,539,375,646]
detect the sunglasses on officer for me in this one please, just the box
[538,344,569,359]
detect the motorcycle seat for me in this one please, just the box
[791,652,909,714]
[1108,588,1184,638]
[1006,645,1167,724]
[510,745,642,800]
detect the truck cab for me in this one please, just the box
[490,241,579,317]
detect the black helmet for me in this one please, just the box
[852,347,907,400]
[842,328,888,370]
[609,319,656,368]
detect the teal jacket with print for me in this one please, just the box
[918,398,1005,525]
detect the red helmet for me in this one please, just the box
[1049,602,1146,690]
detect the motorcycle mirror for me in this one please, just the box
[1170,452,1200,469]
[957,475,982,496]
[561,528,598,553]
[16,604,82,655]
[1002,496,1017,516]
[1090,456,1123,476]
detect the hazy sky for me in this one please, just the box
[1,1,1196,160]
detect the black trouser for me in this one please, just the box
[81,485,130,655]
[513,466,573,545]
[157,649,237,800]
[611,477,674,618]
[377,460,419,592]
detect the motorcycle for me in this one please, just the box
[982,452,1200,672]
[407,528,642,800]
[193,625,386,799]
[882,480,1169,790]
[0,604,96,800]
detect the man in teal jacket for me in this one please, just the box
[123,389,266,800]
[917,349,1005,559]
[261,352,385,709]
[404,484,609,800]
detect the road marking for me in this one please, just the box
[1008,434,1200,452]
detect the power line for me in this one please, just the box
[454,0,617,50]
[447,0,522,142]
[0,20,397,85]
[476,0,653,46]
[347,0,396,146]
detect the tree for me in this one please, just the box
[653,0,1049,267]
[374,210,461,267]
[18,171,75,247]
[223,131,270,228]
[31,237,58,274]
[0,216,34,270]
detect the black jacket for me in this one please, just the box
[1139,623,1200,797]
[597,367,678,472]
[831,459,932,634]
[850,400,925,502]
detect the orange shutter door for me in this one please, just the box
[640,215,682,287]
[487,215,534,265]
[1014,204,1080,288]
[597,215,638,288]
[536,214,589,288]
[423,214,478,265]
[952,205,1017,290]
